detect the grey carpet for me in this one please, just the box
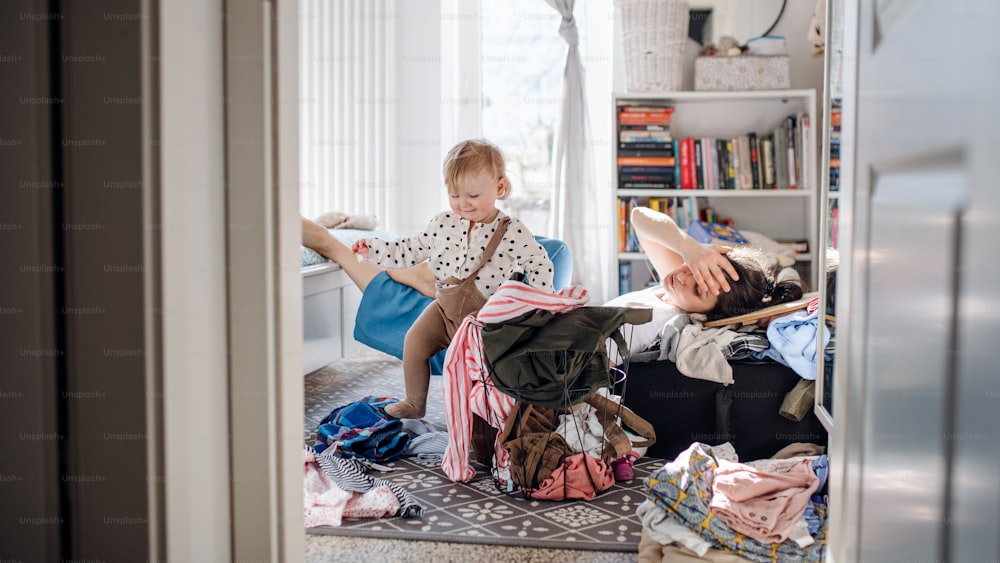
[303,348,662,553]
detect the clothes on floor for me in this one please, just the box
[405,431,449,463]
[313,396,411,462]
[638,527,755,562]
[710,458,820,544]
[637,500,714,557]
[303,447,416,527]
[643,442,827,562]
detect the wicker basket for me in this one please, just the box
[617,0,690,92]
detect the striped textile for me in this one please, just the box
[310,445,424,518]
[440,281,592,483]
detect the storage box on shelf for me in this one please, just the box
[612,90,819,295]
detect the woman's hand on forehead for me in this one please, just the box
[684,245,738,296]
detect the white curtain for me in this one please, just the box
[544,0,610,303]
[298,0,397,227]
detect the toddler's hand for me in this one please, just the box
[351,239,370,258]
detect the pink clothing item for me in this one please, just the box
[709,458,819,543]
[529,453,615,501]
[303,450,400,528]
[343,485,401,520]
[304,452,351,527]
[441,281,592,483]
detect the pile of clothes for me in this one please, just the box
[304,395,448,527]
[638,441,828,562]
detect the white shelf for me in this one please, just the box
[617,89,817,102]
[618,189,812,198]
[613,89,820,295]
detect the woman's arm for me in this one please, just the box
[630,206,739,295]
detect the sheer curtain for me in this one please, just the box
[298,0,397,227]
[544,0,611,303]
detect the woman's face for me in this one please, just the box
[662,264,720,313]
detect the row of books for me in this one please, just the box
[617,103,676,189]
[618,195,733,253]
[616,108,812,191]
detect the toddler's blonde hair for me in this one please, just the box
[443,139,512,200]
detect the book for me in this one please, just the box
[748,132,761,189]
[616,156,675,167]
[618,199,627,252]
[716,139,730,189]
[678,137,692,189]
[619,112,673,125]
[620,165,674,174]
[737,135,753,190]
[619,130,673,143]
[761,135,776,189]
[725,139,736,189]
[618,148,674,158]
[785,115,798,189]
[694,138,704,189]
[619,262,632,295]
[773,125,788,189]
[704,138,716,190]
[626,197,641,252]
[798,112,809,190]
[619,141,675,151]
[687,220,749,246]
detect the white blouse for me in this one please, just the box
[363,210,554,296]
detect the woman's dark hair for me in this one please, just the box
[707,247,806,321]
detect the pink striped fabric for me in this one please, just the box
[440,281,592,483]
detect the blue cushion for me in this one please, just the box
[353,236,572,375]
[535,236,573,292]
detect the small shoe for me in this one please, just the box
[613,454,637,482]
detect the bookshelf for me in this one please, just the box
[612,89,819,296]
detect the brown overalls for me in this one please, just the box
[400,218,511,407]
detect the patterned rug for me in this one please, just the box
[303,348,662,552]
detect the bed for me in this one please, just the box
[616,351,828,462]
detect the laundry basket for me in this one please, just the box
[479,305,656,499]
[617,0,690,92]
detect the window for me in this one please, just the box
[480,1,592,237]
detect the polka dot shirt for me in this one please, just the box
[361,210,554,296]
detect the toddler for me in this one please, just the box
[352,139,555,419]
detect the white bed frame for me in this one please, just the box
[302,263,364,375]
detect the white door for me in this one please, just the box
[845,0,1000,561]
